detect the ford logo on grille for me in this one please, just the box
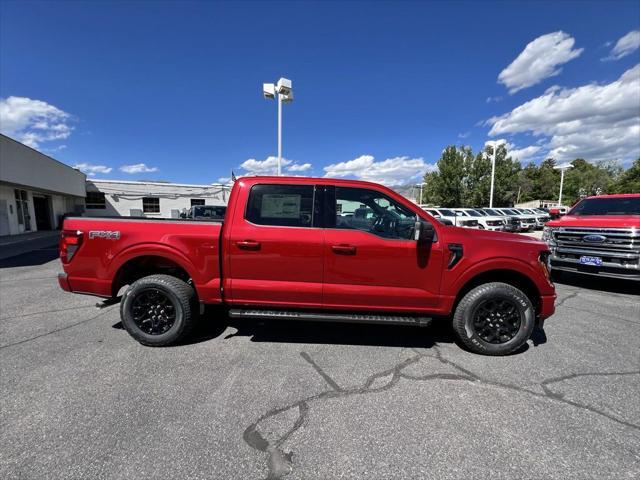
[583,234,607,243]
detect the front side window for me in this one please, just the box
[333,187,416,240]
[142,197,160,214]
[246,184,315,227]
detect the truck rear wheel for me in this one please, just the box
[452,282,534,356]
[120,274,197,346]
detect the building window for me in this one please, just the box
[142,197,160,213]
[14,189,28,225]
[191,198,205,206]
[85,191,106,209]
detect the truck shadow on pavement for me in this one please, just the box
[138,308,536,354]
[0,247,59,268]
[553,271,639,295]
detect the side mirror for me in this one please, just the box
[414,221,435,244]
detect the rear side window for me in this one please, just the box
[246,184,315,227]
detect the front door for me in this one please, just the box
[33,196,52,231]
[323,186,444,312]
[226,183,324,308]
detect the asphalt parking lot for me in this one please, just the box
[1,247,639,480]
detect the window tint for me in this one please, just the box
[569,197,640,216]
[246,184,315,227]
[334,187,416,240]
[142,197,160,213]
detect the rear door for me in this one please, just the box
[226,183,324,308]
[322,185,444,312]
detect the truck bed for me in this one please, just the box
[60,217,223,301]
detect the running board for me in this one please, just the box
[228,309,432,327]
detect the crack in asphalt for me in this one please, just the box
[0,304,97,321]
[0,307,115,350]
[555,291,579,309]
[243,346,640,480]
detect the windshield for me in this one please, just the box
[438,209,456,216]
[505,209,520,215]
[569,197,640,216]
[464,209,482,217]
[485,209,501,216]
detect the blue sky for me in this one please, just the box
[1,0,639,186]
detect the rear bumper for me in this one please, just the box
[58,273,71,292]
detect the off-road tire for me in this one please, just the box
[120,274,197,346]
[452,282,535,356]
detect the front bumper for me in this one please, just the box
[550,255,640,280]
[539,293,556,321]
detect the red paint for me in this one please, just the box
[60,176,556,320]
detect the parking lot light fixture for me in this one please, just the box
[486,140,505,208]
[262,77,293,176]
[554,163,573,206]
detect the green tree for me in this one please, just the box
[463,150,491,207]
[613,158,640,193]
[427,146,466,207]
[564,158,616,204]
[516,162,539,203]
[486,144,521,207]
[532,158,560,201]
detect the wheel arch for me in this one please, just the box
[110,248,198,298]
[453,268,542,317]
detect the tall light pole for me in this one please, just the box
[554,163,573,206]
[416,182,425,204]
[263,78,293,176]
[487,140,505,208]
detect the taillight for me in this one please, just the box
[60,229,83,263]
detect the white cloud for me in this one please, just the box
[287,162,312,172]
[239,156,312,175]
[323,155,435,187]
[74,163,112,176]
[603,30,640,61]
[0,96,73,148]
[457,131,471,139]
[505,143,542,163]
[488,64,640,163]
[498,31,583,94]
[119,163,158,174]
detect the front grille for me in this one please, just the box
[460,220,478,227]
[550,227,640,279]
[552,227,639,254]
[487,220,502,226]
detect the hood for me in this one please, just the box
[547,215,640,229]
[443,225,547,249]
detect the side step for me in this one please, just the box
[228,308,432,327]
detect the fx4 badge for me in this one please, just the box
[89,230,121,240]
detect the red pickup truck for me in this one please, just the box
[543,193,640,281]
[59,176,556,355]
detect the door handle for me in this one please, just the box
[237,240,261,251]
[331,244,356,255]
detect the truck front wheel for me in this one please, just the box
[452,282,535,356]
[120,274,197,347]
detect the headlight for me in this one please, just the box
[541,226,554,243]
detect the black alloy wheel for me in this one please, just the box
[131,288,177,335]
[472,297,521,344]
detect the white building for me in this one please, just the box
[0,134,86,236]
[85,179,230,218]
